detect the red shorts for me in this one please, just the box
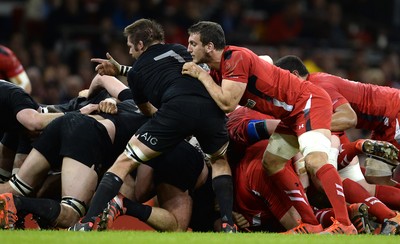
[276,85,332,136]
[233,140,294,227]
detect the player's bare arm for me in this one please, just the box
[182,62,246,113]
[331,103,357,132]
[88,74,128,99]
[16,108,64,131]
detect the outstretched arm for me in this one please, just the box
[88,74,129,100]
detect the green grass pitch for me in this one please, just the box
[1,230,399,244]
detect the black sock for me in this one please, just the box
[81,172,123,223]
[123,198,152,222]
[14,195,61,224]
[212,175,234,225]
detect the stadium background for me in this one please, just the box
[1,0,400,230]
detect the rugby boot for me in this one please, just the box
[98,193,126,231]
[0,193,18,230]
[356,139,399,161]
[68,220,94,231]
[348,203,372,234]
[283,220,323,234]
[221,223,238,233]
[319,217,357,235]
[380,211,400,235]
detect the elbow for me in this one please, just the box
[348,119,357,128]
[25,116,46,131]
[347,113,358,128]
[23,121,41,131]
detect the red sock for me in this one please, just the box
[270,165,319,225]
[314,208,334,228]
[337,140,362,169]
[316,164,350,225]
[375,185,400,211]
[393,183,400,189]
[343,179,395,223]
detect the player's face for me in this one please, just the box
[187,33,209,64]
[127,38,142,60]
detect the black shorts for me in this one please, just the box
[1,131,32,155]
[145,140,204,193]
[33,113,112,173]
[1,132,19,151]
[135,96,228,154]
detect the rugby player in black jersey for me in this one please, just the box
[70,18,236,232]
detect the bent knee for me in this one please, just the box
[304,151,328,173]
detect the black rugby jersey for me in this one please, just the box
[0,80,39,132]
[127,43,212,108]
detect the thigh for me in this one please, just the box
[16,148,51,188]
[266,131,299,160]
[61,157,98,205]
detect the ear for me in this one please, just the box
[205,42,214,53]
[137,41,145,51]
[292,70,300,77]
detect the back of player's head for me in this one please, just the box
[275,55,309,77]
[124,18,165,48]
[188,21,226,50]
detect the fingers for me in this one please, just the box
[91,58,107,64]
[99,100,118,114]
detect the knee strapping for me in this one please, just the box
[124,143,150,163]
[298,131,331,157]
[61,196,87,217]
[9,174,33,196]
[206,142,229,162]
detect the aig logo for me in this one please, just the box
[140,132,158,145]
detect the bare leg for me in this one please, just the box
[55,157,98,227]
[0,149,50,195]
[147,183,192,231]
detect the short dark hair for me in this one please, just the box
[274,55,309,76]
[188,21,226,50]
[124,19,165,48]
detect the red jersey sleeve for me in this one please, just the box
[220,46,252,84]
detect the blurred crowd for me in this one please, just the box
[1,0,400,106]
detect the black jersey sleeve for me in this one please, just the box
[117,88,133,101]
[10,87,39,115]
